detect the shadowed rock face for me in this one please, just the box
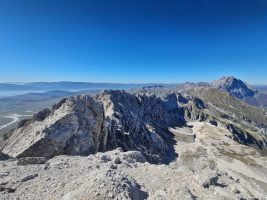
[211,76,255,99]
[97,91,181,163]
[0,151,10,161]
[227,124,267,151]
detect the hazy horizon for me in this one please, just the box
[1,74,267,86]
[0,77,265,85]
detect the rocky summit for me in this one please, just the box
[211,76,255,99]
[0,88,267,200]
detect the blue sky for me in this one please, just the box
[0,0,267,84]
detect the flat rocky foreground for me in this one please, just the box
[1,122,267,200]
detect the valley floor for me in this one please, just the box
[1,122,267,199]
[0,113,32,136]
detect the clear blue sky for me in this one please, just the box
[0,0,267,84]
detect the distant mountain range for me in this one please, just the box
[0,77,267,108]
[1,79,266,93]
[0,82,157,92]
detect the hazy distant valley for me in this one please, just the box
[0,82,155,136]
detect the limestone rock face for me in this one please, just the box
[97,90,184,162]
[2,95,105,159]
[2,91,188,162]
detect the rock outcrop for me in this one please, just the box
[1,95,105,159]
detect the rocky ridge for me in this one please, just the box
[1,89,267,162]
[2,90,185,163]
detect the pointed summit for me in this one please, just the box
[211,76,255,99]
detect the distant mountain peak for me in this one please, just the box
[211,76,255,99]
